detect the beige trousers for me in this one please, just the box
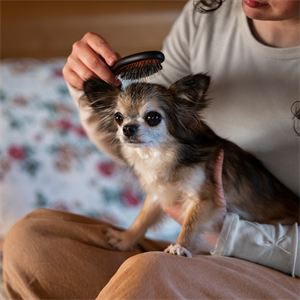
[3,209,300,299]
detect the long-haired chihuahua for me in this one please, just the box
[83,73,299,257]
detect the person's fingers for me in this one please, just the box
[214,150,224,184]
[73,40,120,86]
[62,65,85,90]
[162,206,171,216]
[163,203,185,226]
[214,150,226,207]
[83,32,118,66]
[67,55,97,82]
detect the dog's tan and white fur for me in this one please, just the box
[83,73,299,258]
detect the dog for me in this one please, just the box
[83,73,299,257]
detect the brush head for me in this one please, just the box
[110,51,165,81]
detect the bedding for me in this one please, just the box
[0,58,181,298]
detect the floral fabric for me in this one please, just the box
[0,58,180,242]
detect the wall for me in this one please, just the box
[1,1,187,59]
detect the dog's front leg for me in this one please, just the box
[164,200,219,258]
[106,195,163,251]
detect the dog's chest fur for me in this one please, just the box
[122,146,206,208]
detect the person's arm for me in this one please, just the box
[213,213,299,277]
[164,151,299,277]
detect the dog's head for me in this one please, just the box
[83,73,210,149]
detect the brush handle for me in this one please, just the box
[110,51,164,76]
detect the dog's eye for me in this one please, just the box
[115,112,124,125]
[145,111,162,127]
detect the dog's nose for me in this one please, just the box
[123,124,138,137]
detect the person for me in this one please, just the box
[3,0,300,299]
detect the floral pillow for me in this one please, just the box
[0,58,180,242]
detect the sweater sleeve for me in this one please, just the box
[212,213,299,277]
[151,0,195,86]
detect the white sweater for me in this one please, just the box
[214,213,299,277]
[67,0,299,277]
[153,0,299,196]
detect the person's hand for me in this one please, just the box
[211,150,227,239]
[62,32,122,89]
[163,150,227,247]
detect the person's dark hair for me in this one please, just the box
[291,101,300,136]
[193,0,226,13]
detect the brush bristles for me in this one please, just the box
[118,59,163,81]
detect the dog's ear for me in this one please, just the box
[167,74,210,140]
[169,73,210,111]
[82,77,121,133]
[83,77,121,113]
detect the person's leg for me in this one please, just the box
[97,252,300,300]
[3,209,168,300]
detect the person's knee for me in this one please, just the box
[98,252,172,299]
[3,209,48,273]
[3,209,60,298]
[4,208,48,244]
[122,251,168,275]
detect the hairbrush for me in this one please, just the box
[110,51,164,81]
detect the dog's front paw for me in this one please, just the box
[164,244,192,258]
[106,228,136,251]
